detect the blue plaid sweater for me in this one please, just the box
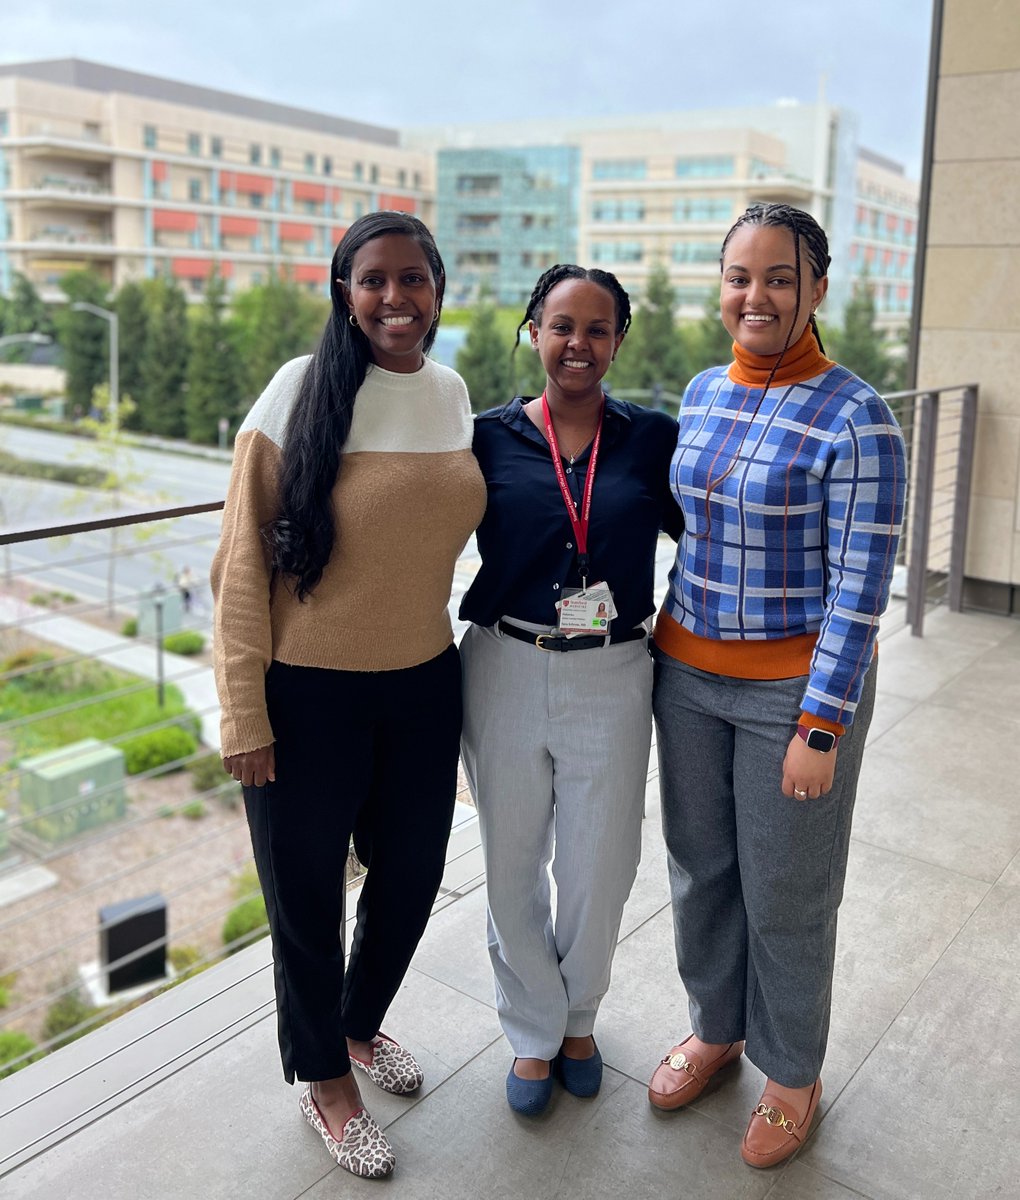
[659,336,906,729]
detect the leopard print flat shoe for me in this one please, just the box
[350,1033,424,1095]
[299,1088,395,1178]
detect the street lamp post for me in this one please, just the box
[70,301,119,435]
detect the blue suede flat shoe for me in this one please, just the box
[555,1042,603,1098]
[506,1061,553,1115]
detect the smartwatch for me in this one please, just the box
[796,725,838,753]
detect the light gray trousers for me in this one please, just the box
[461,622,652,1060]
[653,651,876,1088]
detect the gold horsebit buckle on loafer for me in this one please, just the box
[663,1051,697,1075]
[754,1103,798,1133]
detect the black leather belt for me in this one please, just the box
[497,621,646,652]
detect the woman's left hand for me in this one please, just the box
[781,733,838,800]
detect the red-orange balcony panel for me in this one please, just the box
[378,194,416,214]
[220,216,259,237]
[293,264,329,284]
[154,210,198,232]
[151,161,168,183]
[219,171,275,195]
[332,226,348,246]
[279,222,314,241]
[293,182,326,203]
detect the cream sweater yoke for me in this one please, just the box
[240,355,476,454]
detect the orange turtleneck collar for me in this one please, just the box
[727,325,834,388]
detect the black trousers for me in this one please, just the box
[243,645,462,1083]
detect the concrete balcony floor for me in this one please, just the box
[2,606,1019,1200]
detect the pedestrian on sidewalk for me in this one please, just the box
[175,565,195,613]
[646,203,906,1169]
[459,264,682,1115]
[211,212,485,1179]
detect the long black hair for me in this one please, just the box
[696,204,832,535]
[272,211,445,600]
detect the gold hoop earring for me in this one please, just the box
[349,313,358,327]
[433,308,440,324]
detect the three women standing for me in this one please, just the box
[460,265,681,1114]
[212,212,485,1178]
[648,203,905,1168]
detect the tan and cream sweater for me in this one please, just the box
[211,355,486,757]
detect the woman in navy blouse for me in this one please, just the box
[459,264,681,1115]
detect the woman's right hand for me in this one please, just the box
[223,745,276,787]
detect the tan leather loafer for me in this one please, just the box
[740,1078,822,1168]
[648,1036,744,1110]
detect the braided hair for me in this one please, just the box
[695,204,832,537]
[511,264,632,368]
[272,211,445,600]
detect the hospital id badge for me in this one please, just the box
[556,581,618,635]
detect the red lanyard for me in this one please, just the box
[541,391,604,588]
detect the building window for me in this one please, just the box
[187,132,201,156]
[353,199,365,219]
[370,164,379,184]
[591,200,644,223]
[456,251,499,267]
[270,147,281,169]
[675,156,734,179]
[189,178,202,202]
[354,161,363,180]
[672,241,720,263]
[0,111,8,136]
[456,174,500,196]
[590,241,643,263]
[143,124,158,149]
[251,193,263,209]
[250,143,262,165]
[591,159,646,181]
[456,213,500,233]
[676,285,714,306]
[304,152,315,172]
[673,198,732,222]
[323,156,333,176]
[211,136,223,159]
[397,168,406,188]
[413,170,422,189]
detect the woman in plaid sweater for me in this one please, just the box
[647,204,906,1169]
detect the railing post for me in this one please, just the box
[948,385,978,612]
[906,392,938,637]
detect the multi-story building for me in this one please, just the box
[435,146,580,306]
[417,104,918,330]
[0,59,432,301]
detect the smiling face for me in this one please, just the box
[529,278,624,406]
[720,223,827,357]
[342,233,439,373]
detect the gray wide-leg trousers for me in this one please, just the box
[461,622,652,1060]
[653,652,876,1087]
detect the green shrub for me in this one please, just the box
[231,864,262,901]
[222,895,269,954]
[188,753,241,808]
[41,988,100,1050]
[0,447,107,486]
[29,593,51,607]
[168,944,201,972]
[162,631,205,656]
[181,800,206,820]
[121,725,197,775]
[0,985,8,1008]
[0,1031,39,1078]
[121,617,138,637]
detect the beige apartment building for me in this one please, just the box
[421,103,919,330]
[0,59,432,301]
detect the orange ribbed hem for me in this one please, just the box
[653,609,817,680]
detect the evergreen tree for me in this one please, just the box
[510,330,547,399]
[186,272,243,444]
[608,262,688,397]
[139,277,190,437]
[5,272,55,340]
[831,279,894,391]
[684,295,736,379]
[456,288,512,413]
[114,280,149,431]
[56,270,110,416]
[231,273,326,404]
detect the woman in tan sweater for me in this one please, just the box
[211,212,485,1179]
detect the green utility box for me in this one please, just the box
[137,587,184,638]
[19,739,126,842]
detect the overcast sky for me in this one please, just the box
[3,0,935,176]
